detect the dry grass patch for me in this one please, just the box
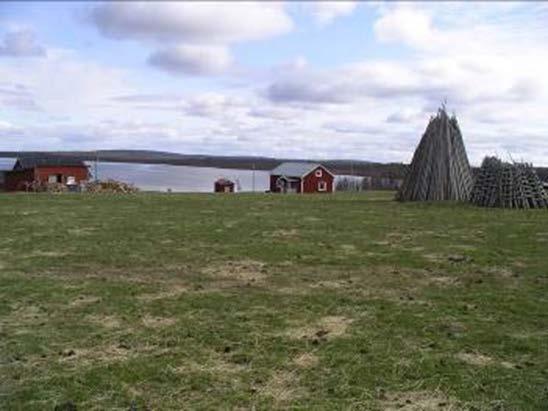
[86,314,121,329]
[203,260,268,285]
[456,352,494,367]
[450,244,477,252]
[29,251,70,258]
[69,295,101,307]
[67,227,96,236]
[57,340,179,370]
[309,279,354,290]
[456,352,516,369]
[142,314,176,328]
[137,285,188,302]
[380,390,458,410]
[422,253,445,263]
[339,244,358,254]
[286,315,354,341]
[58,344,131,368]
[480,266,515,278]
[293,352,319,368]
[386,232,414,243]
[175,351,247,375]
[428,276,460,287]
[5,304,47,326]
[259,370,302,405]
[267,229,299,239]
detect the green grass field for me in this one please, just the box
[1,192,547,410]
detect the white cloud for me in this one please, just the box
[0,82,42,111]
[148,45,232,76]
[308,1,357,26]
[89,2,292,44]
[0,49,132,120]
[0,29,46,57]
[374,6,434,49]
[88,2,293,76]
[182,92,245,117]
[386,108,424,124]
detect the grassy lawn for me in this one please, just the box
[0,192,547,410]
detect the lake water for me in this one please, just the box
[0,158,270,192]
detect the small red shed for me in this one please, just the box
[5,157,89,191]
[270,162,334,194]
[214,178,235,193]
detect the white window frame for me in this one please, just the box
[48,174,58,184]
[318,181,327,191]
[66,176,76,185]
[315,168,323,177]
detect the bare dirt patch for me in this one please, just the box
[379,390,458,410]
[293,352,319,368]
[142,314,176,328]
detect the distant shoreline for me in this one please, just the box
[2,151,547,180]
[0,150,407,179]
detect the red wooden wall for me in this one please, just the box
[302,166,334,193]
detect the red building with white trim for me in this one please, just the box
[4,157,89,191]
[270,162,334,194]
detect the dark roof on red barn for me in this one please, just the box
[13,157,87,170]
[271,162,334,178]
[215,178,234,185]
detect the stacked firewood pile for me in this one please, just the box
[84,180,139,194]
[24,181,68,193]
[470,157,548,209]
[397,107,473,202]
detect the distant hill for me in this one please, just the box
[0,150,408,179]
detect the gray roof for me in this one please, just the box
[271,162,331,177]
[14,157,87,170]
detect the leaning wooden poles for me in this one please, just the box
[470,157,548,209]
[397,107,473,202]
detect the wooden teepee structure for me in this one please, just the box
[470,156,548,209]
[397,107,473,202]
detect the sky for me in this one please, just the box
[1,1,548,166]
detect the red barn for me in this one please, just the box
[214,178,235,193]
[5,157,89,191]
[270,162,334,194]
